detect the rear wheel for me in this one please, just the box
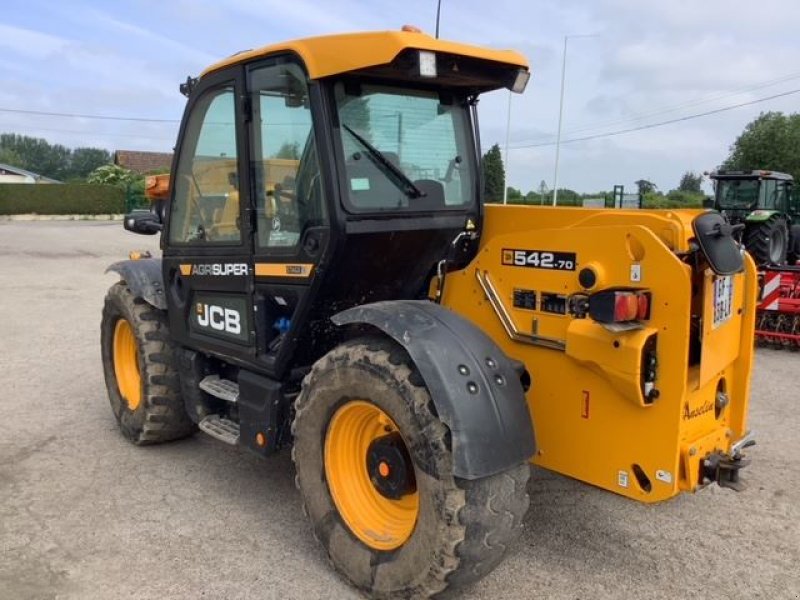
[744,215,789,266]
[101,281,195,444]
[292,337,530,598]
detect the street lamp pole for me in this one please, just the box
[552,36,568,206]
[552,34,597,206]
[503,91,512,204]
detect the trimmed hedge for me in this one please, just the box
[0,183,124,215]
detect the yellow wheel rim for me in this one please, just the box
[324,400,419,551]
[113,318,142,411]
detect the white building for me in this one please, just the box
[0,163,61,184]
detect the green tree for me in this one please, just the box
[635,179,657,195]
[0,133,70,179]
[553,188,581,206]
[677,171,703,193]
[722,111,800,181]
[524,190,543,204]
[0,146,22,167]
[69,147,112,179]
[506,186,523,202]
[0,133,110,181]
[273,142,300,160]
[482,144,505,203]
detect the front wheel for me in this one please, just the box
[100,281,195,444]
[292,337,530,598]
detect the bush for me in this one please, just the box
[642,190,705,209]
[0,183,125,215]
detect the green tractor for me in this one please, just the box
[710,170,800,266]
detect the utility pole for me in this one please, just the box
[435,0,442,38]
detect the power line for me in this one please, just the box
[509,87,800,149]
[0,107,180,123]
[0,124,175,142]
[558,71,800,139]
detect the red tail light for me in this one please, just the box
[589,290,651,324]
[637,293,649,320]
[614,294,638,321]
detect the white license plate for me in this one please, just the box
[712,276,733,328]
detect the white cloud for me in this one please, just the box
[0,23,68,59]
[74,7,218,66]
[1,0,798,191]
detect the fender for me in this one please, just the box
[332,300,536,479]
[744,209,779,223]
[106,258,166,310]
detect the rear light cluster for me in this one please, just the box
[588,290,651,324]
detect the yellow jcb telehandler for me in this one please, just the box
[103,27,757,598]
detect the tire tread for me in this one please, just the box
[292,337,529,598]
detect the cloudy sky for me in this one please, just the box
[2,0,799,194]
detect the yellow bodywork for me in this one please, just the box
[442,205,757,503]
[202,30,527,80]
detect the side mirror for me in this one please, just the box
[124,211,162,235]
[702,197,715,209]
[691,212,744,276]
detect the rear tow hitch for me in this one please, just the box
[702,433,756,492]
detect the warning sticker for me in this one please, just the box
[655,470,673,484]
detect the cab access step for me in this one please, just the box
[197,375,241,445]
[199,414,240,445]
[199,375,240,403]
[191,371,290,455]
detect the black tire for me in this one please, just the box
[101,281,195,444]
[744,214,789,266]
[788,223,800,265]
[292,337,530,598]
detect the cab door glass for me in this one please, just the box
[789,186,800,216]
[169,86,241,245]
[775,181,789,212]
[250,63,325,251]
[759,179,776,210]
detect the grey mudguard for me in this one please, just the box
[106,258,166,310]
[332,300,536,479]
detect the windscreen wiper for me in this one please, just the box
[342,124,426,199]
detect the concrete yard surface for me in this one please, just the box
[1,221,798,599]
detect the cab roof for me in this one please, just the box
[201,29,528,80]
[713,170,794,182]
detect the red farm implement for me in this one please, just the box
[756,266,800,348]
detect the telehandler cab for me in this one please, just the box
[103,28,757,598]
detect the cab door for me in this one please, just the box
[246,59,330,377]
[162,66,255,363]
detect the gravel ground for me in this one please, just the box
[1,221,798,600]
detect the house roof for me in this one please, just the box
[114,150,174,174]
[0,163,61,183]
